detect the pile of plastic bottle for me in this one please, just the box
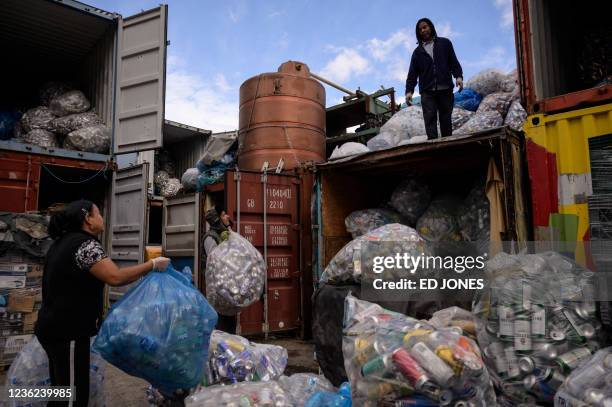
[202,330,288,386]
[278,373,335,406]
[343,294,495,407]
[555,347,612,406]
[93,266,218,394]
[185,381,292,407]
[473,251,604,405]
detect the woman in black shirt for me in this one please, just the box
[35,199,169,407]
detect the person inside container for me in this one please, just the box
[35,199,170,407]
[202,208,237,334]
[405,17,464,139]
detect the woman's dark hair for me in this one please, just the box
[48,199,95,239]
[415,17,438,45]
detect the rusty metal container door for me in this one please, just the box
[225,169,301,335]
[0,151,40,212]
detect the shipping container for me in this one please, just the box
[0,0,169,300]
[523,103,612,264]
[163,170,314,337]
[313,128,530,280]
[514,0,611,114]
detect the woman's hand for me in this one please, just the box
[151,256,171,272]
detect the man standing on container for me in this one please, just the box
[405,18,463,139]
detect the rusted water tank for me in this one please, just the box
[238,61,326,171]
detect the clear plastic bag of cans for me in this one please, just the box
[203,330,288,386]
[51,111,102,135]
[428,307,477,340]
[181,168,200,192]
[345,208,404,239]
[476,92,514,118]
[555,347,612,407]
[368,106,426,151]
[465,69,506,96]
[23,129,59,148]
[49,90,91,116]
[93,264,218,394]
[473,251,603,406]
[159,178,182,198]
[329,142,370,160]
[504,100,528,132]
[342,294,496,407]
[205,231,266,316]
[388,178,432,226]
[454,111,504,135]
[321,223,427,284]
[185,381,292,407]
[39,81,74,106]
[450,107,475,131]
[63,124,111,153]
[416,196,463,243]
[6,336,106,407]
[20,106,56,132]
[279,373,335,406]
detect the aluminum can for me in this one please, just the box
[392,347,430,390]
[531,303,546,338]
[556,347,592,373]
[514,313,532,353]
[410,342,455,386]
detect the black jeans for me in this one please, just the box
[421,89,454,139]
[38,336,90,407]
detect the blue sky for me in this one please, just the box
[89,0,516,131]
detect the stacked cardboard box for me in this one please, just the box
[0,252,43,367]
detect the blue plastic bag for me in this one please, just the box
[0,111,21,140]
[453,88,483,112]
[305,382,352,407]
[93,264,218,393]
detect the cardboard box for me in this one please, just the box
[0,272,27,289]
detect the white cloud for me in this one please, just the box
[494,0,514,28]
[366,29,414,62]
[165,68,238,132]
[436,22,462,39]
[390,57,410,82]
[228,8,239,23]
[320,48,371,83]
[465,46,515,71]
[268,11,285,18]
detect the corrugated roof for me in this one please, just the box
[163,120,212,145]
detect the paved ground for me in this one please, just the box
[0,336,318,406]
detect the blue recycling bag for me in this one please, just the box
[0,111,21,140]
[453,88,483,111]
[93,264,218,393]
[305,382,352,407]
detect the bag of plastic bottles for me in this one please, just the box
[345,208,403,239]
[0,111,22,140]
[476,92,514,117]
[63,125,111,153]
[465,69,506,96]
[416,196,463,243]
[368,106,426,151]
[388,178,432,226]
[93,264,218,394]
[504,100,528,132]
[343,294,496,406]
[21,107,56,132]
[554,347,612,407]
[6,336,106,407]
[305,382,352,407]
[23,129,60,148]
[453,89,483,112]
[181,168,200,192]
[49,90,91,116]
[279,373,336,406]
[196,163,228,188]
[455,111,504,135]
[329,142,370,160]
[206,231,266,315]
[185,381,292,407]
[457,184,490,251]
[203,330,288,386]
[500,69,519,94]
[321,223,427,284]
[39,82,74,106]
[51,111,102,135]
[473,251,604,406]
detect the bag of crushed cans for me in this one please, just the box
[321,224,427,284]
[504,100,528,132]
[429,307,477,340]
[473,251,604,406]
[205,231,266,315]
[203,330,288,386]
[455,111,504,135]
[279,373,336,407]
[343,294,496,407]
[345,208,403,239]
[388,178,432,226]
[554,346,612,407]
[185,381,292,407]
[368,106,426,151]
[476,92,514,117]
[7,336,106,407]
[465,69,506,96]
[416,196,463,243]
